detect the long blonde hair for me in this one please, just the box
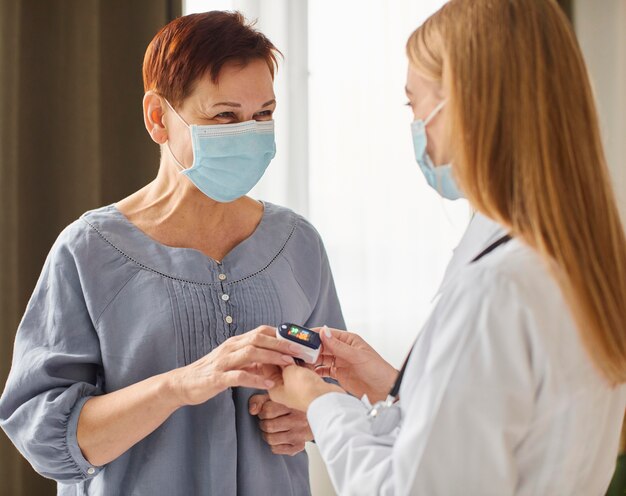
[408,0,626,384]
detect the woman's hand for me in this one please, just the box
[249,394,314,456]
[167,325,293,407]
[269,365,344,412]
[314,327,398,403]
[77,326,293,467]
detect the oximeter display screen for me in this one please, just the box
[288,326,313,342]
[279,323,321,349]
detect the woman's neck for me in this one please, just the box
[115,160,264,260]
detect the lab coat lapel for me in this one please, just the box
[434,212,507,299]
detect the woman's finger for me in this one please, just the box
[301,362,317,371]
[242,363,283,382]
[258,399,292,420]
[249,393,270,415]
[320,328,356,360]
[270,443,305,456]
[314,326,350,339]
[313,353,325,368]
[222,370,276,390]
[253,325,281,337]
[225,345,295,370]
[282,363,322,384]
[230,331,295,356]
[249,330,301,355]
[259,364,284,384]
[314,366,335,379]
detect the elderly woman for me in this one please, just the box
[0,11,343,496]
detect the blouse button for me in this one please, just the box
[87,467,96,475]
[225,315,233,324]
[218,274,227,281]
[221,294,230,301]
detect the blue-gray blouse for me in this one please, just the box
[0,202,345,495]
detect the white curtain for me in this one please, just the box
[308,0,469,367]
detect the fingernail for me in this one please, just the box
[282,355,294,364]
[250,404,258,414]
[323,326,332,338]
[264,380,275,388]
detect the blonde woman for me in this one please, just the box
[267,0,626,494]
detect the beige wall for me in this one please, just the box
[574,0,626,220]
[308,443,336,496]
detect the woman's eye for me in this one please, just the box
[215,112,236,119]
[254,110,273,119]
[405,101,412,107]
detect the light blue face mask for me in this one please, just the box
[165,100,276,203]
[411,100,464,200]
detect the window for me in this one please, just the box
[308,0,468,365]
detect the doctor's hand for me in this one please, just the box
[268,365,345,413]
[249,394,313,456]
[314,327,398,403]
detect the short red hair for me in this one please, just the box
[143,11,281,106]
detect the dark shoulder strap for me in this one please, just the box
[470,234,511,263]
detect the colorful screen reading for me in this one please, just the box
[289,326,312,342]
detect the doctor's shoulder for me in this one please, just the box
[441,238,600,380]
[433,238,575,349]
[452,237,562,310]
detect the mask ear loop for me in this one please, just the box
[166,143,188,172]
[424,99,446,126]
[163,99,191,172]
[428,103,467,223]
[423,100,447,196]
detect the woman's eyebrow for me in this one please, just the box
[210,99,276,109]
[211,101,241,108]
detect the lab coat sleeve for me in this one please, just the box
[307,270,536,495]
[0,232,104,482]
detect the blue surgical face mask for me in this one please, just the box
[165,100,276,203]
[411,100,464,200]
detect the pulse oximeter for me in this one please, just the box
[276,323,321,364]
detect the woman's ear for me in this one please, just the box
[143,92,168,145]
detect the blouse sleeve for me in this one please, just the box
[303,236,346,331]
[0,232,104,482]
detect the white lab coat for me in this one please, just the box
[308,213,626,495]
